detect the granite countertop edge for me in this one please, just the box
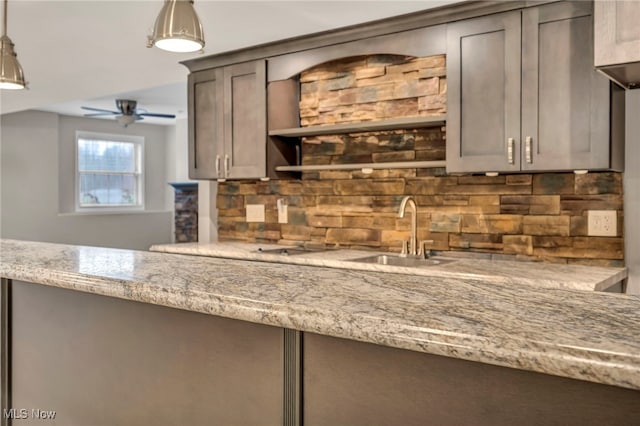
[1,239,639,391]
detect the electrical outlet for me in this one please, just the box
[246,204,265,223]
[588,210,617,237]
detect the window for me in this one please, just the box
[76,131,144,211]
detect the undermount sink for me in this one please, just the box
[255,247,328,256]
[348,254,449,268]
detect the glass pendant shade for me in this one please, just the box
[150,0,204,53]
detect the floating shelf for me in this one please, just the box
[269,115,446,138]
[275,160,446,173]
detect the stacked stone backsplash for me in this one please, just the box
[217,54,623,266]
[170,183,198,243]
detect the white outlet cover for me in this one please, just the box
[587,210,617,237]
[246,204,265,223]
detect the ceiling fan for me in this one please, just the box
[81,99,176,127]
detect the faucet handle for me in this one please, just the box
[400,240,409,257]
[418,240,434,258]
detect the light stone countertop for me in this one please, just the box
[149,241,627,292]
[1,239,639,390]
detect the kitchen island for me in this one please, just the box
[1,239,639,425]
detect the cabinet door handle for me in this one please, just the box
[224,155,230,178]
[215,155,221,177]
[507,138,515,165]
[525,136,533,164]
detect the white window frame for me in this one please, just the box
[75,131,145,213]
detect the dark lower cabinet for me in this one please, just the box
[5,281,640,426]
[303,333,640,426]
[8,281,283,426]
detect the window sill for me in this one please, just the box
[58,210,172,217]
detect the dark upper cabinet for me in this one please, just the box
[594,0,640,89]
[188,60,266,180]
[446,11,522,174]
[447,2,623,174]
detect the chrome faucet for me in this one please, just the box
[398,196,418,257]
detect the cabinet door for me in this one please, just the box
[223,60,267,179]
[188,68,224,179]
[594,1,640,68]
[446,11,522,174]
[521,2,610,171]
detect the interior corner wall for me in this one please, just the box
[1,110,172,251]
[624,90,640,294]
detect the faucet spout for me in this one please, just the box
[398,196,418,256]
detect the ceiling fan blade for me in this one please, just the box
[84,113,116,117]
[139,112,176,119]
[81,106,119,114]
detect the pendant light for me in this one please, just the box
[148,0,204,53]
[0,0,26,89]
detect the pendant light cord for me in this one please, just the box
[3,0,7,37]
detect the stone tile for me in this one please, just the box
[334,179,404,195]
[533,173,575,195]
[442,195,469,206]
[575,172,622,195]
[506,174,533,185]
[217,194,244,210]
[280,225,313,241]
[430,213,461,233]
[218,208,245,217]
[418,94,446,111]
[523,216,570,236]
[567,258,625,267]
[267,181,303,195]
[503,235,534,255]
[560,194,623,215]
[458,175,506,185]
[302,180,335,195]
[341,215,374,228]
[532,236,573,248]
[325,228,381,246]
[375,98,420,119]
[570,216,588,236]
[355,66,386,80]
[371,150,415,162]
[317,171,353,180]
[245,195,278,207]
[373,215,397,228]
[418,67,446,79]
[449,233,503,251]
[322,75,355,91]
[307,213,342,228]
[381,230,411,246]
[287,208,307,226]
[405,177,458,195]
[217,182,240,195]
[460,214,523,234]
[439,78,447,94]
[443,184,531,195]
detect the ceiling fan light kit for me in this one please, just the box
[148,0,205,53]
[0,0,26,90]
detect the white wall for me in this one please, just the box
[624,90,640,294]
[1,110,172,251]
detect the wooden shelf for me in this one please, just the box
[274,160,446,173]
[269,115,446,137]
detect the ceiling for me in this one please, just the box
[0,0,461,126]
